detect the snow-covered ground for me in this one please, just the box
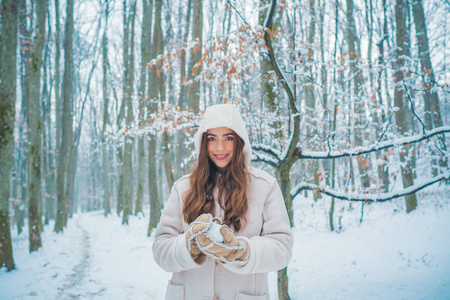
[1,189,449,300]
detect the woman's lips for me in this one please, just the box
[214,154,229,160]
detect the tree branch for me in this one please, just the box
[403,80,426,134]
[296,126,450,159]
[252,152,279,168]
[291,172,450,201]
[263,0,300,165]
[252,144,281,159]
[263,0,297,115]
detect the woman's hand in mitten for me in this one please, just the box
[220,226,249,262]
[197,225,249,263]
[185,214,212,263]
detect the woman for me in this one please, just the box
[152,104,293,300]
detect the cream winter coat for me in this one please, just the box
[152,168,293,300]
[152,104,293,299]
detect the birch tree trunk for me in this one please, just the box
[0,0,19,270]
[395,0,417,213]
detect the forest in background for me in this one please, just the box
[0,0,449,299]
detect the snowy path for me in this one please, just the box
[1,195,450,299]
[57,217,92,298]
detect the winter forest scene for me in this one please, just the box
[0,0,450,298]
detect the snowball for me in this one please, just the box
[206,222,224,243]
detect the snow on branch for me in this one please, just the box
[252,152,279,168]
[290,172,450,201]
[252,144,281,160]
[263,0,297,114]
[297,126,450,159]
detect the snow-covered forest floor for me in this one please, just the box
[1,187,449,300]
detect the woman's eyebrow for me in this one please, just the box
[206,133,234,137]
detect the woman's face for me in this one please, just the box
[206,127,235,169]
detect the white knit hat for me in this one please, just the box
[194,104,252,166]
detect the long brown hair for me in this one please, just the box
[182,131,250,232]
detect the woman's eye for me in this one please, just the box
[225,137,233,141]
[207,137,215,142]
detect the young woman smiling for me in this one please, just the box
[152,104,293,300]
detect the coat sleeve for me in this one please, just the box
[152,182,205,273]
[223,178,294,274]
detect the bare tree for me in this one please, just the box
[394,0,417,212]
[42,6,56,225]
[0,0,20,271]
[187,0,203,113]
[411,0,448,172]
[121,0,137,225]
[346,0,371,189]
[55,0,74,232]
[135,0,150,216]
[147,0,162,235]
[102,0,111,216]
[27,0,48,251]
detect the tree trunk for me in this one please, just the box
[122,0,137,225]
[178,0,192,108]
[135,0,151,216]
[147,0,162,235]
[305,0,321,201]
[346,0,370,189]
[162,131,175,190]
[54,0,62,159]
[188,0,203,113]
[42,18,56,224]
[27,0,47,252]
[152,0,174,191]
[277,165,292,300]
[395,0,417,213]
[411,0,448,171]
[148,135,161,236]
[135,137,145,215]
[55,0,74,232]
[102,0,111,216]
[0,0,19,270]
[263,2,300,298]
[376,0,390,192]
[260,0,276,111]
[176,0,192,179]
[14,131,27,235]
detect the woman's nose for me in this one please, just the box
[217,140,225,151]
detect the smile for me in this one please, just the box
[214,154,229,160]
